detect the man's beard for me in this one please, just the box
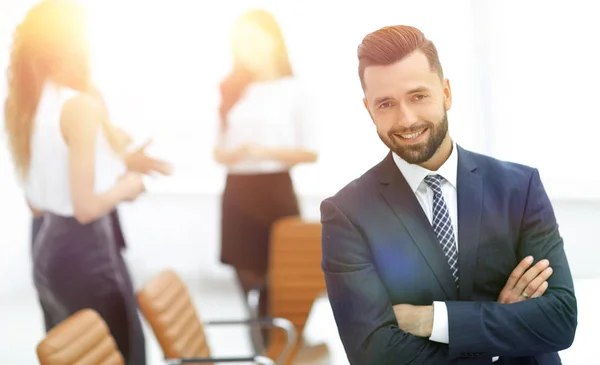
[379,111,448,165]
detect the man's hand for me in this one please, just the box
[497,256,552,304]
[393,304,434,337]
[125,139,173,175]
[392,257,551,338]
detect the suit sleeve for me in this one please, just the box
[445,168,577,358]
[320,198,452,365]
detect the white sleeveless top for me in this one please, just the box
[24,82,126,216]
[219,76,317,174]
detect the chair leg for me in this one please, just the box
[247,288,266,354]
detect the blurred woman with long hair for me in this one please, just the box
[4,1,153,362]
[215,8,318,352]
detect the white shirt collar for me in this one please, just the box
[392,142,458,193]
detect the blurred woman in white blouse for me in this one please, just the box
[215,8,318,352]
[3,1,168,363]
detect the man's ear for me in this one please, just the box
[443,78,452,111]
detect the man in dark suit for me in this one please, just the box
[320,25,577,364]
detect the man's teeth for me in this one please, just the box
[400,130,425,139]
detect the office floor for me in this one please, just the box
[0,273,594,364]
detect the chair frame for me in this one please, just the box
[163,317,296,365]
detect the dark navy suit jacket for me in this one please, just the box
[320,146,577,365]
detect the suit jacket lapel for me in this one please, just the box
[377,153,458,300]
[456,146,483,300]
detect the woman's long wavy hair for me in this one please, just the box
[4,0,93,180]
[219,9,294,133]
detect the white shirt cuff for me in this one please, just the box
[429,301,449,344]
[429,301,499,362]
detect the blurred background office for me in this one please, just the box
[0,0,598,364]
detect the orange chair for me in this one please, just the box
[36,309,124,365]
[264,217,328,364]
[137,268,297,365]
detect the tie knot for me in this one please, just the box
[424,174,443,193]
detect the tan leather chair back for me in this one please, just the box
[36,309,124,365]
[266,217,326,364]
[137,269,211,361]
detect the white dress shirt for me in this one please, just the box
[392,143,498,362]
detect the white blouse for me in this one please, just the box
[24,82,126,216]
[219,76,316,174]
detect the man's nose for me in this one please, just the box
[394,103,419,127]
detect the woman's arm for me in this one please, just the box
[60,94,144,224]
[213,145,250,166]
[246,146,318,166]
[113,126,133,152]
[124,138,173,175]
[103,123,172,175]
[86,85,171,175]
[213,144,317,166]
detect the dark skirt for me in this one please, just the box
[220,171,300,275]
[31,215,52,332]
[31,210,130,332]
[32,210,127,252]
[109,209,128,250]
[32,212,145,365]
[31,215,44,249]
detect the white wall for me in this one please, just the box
[477,0,600,199]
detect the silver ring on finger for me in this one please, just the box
[521,292,530,299]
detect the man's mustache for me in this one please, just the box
[388,122,433,136]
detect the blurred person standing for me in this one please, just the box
[27,83,170,333]
[3,1,168,363]
[215,8,318,352]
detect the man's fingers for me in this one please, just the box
[529,281,549,299]
[514,259,550,293]
[497,288,512,304]
[505,256,534,289]
[522,267,552,298]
